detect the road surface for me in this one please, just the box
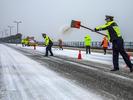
[0,44,133,100]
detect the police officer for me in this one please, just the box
[94,15,133,72]
[42,33,54,56]
[84,34,91,54]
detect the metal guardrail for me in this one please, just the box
[53,41,103,49]
[124,42,133,49]
[53,41,133,50]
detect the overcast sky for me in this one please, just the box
[0,0,133,42]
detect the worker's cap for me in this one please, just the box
[85,34,90,38]
[105,15,114,20]
[42,33,46,35]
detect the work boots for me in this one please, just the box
[130,67,133,72]
[110,68,119,71]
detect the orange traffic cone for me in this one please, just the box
[127,52,131,59]
[125,52,131,67]
[78,50,82,59]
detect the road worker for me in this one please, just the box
[94,15,133,72]
[101,36,109,55]
[58,39,63,50]
[25,37,29,46]
[21,39,25,47]
[84,34,91,54]
[42,33,54,56]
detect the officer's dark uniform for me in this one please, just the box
[42,33,54,56]
[95,15,133,72]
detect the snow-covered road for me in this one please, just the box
[0,44,110,100]
[11,44,133,68]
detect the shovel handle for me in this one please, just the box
[80,25,107,37]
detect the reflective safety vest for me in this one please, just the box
[21,39,25,43]
[44,35,53,46]
[24,39,29,45]
[101,37,108,48]
[84,35,91,46]
[96,21,121,42]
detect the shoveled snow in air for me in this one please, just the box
[0,44,107,100]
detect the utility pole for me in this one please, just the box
[8,26,14,36]
[14,21,22,34]
[2,31,4,37]
[4,29,8,37]
[0,31,4,37]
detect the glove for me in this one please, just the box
[94,28,98,32]
[43,44,46,46]
[92,28,97,32]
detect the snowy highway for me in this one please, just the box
[0,44,133,100]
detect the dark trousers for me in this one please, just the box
[22,43,25,47]
[86,46,91,54]
[45,43,53,56]
[112,37,132,69]
[59,45,63,50]
[103,47,107,55]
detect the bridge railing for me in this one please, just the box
[53,41,133,51]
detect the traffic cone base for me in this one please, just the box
[78,50,82,59]
[127,52,131,59]
[125,52,131,67]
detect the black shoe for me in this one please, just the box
[130,68,133,72]
[44,55,48,57]
[110,69,119,71]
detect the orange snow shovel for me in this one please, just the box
[71,20,107,37]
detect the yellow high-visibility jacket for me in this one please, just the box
[84,35,91,46]
[43,35,53,46]
[95,21,121,42]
